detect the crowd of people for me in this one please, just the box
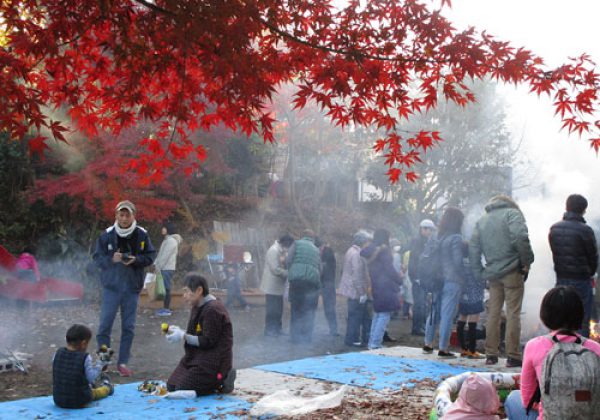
[49,194,600,417]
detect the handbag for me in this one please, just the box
[154,271,166,300]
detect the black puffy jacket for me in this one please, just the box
[548,212,598,280]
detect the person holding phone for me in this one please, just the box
[93,200,156,377]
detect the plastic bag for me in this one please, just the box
[144,272,156,289]
[154,271,165,300]
[249,385,347,417]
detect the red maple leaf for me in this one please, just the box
[28,136,49,157]
[0,0,598,183]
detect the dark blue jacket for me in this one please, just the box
[440,233,468,285]
[93,225,156,293]
[361,244,403,313]
[549,212,599,280]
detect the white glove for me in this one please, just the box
[166,326,185,344]
[359,295,368,304]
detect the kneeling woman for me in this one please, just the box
[166,273,236,396]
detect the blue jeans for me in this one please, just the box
[556,278,593,337]
[504,390,538,420]
[368,312,391,349]
[345,298,371,346]
[97,287,140,365]
[161,270,175,310]
[425,281,462,350]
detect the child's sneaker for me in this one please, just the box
[117,364,133,377]
[100,373,114,395]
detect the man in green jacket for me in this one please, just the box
[469,195,534,368]
[286,229,321,344]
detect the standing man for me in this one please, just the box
[470,195,534,368]
[153,222,182,317]
[339,231,372,347]
[549,194,598,337]
[407,219,436,336]
[260,234,294,337]
[286,229,321,344]
[315,238,338,336]
[93,200,156,377]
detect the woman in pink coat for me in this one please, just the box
[15,246,41,282]
[504,286,600,419]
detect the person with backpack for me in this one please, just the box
[504,286,600,420]
[469,195,534,367]
[407,219,437,336]
[361,228,403,350]
[422,207,467,358]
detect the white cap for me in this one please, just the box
[419,219,436,230]
[115,200,136,213]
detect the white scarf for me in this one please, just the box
[114,220,137,238]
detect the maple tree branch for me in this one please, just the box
[256,16,430,64]
[132,0,453,68]
[133,0,176,16]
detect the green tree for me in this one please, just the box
[366,80,515,228]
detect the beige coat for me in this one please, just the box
[260,241,288,295]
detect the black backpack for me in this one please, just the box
[417,236,443,293]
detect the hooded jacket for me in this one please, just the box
[549,211,598,280]
[154,234,182,271]
[469,196,534,281]
[443,375,500,420]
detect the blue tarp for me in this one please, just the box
[256,352,473,390]
[0,383,250,420]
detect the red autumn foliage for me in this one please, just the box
[1,0,600,182]
[30,131,179,221]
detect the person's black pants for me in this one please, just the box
[264,294,284,336]
[345,298,371,346]
[411,283,426,334]
[321,281,338,335]
[289,283,319,344]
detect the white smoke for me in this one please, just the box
[505,89,600,335]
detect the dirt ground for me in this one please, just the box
[0,294,423,403]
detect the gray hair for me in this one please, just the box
[352,230,372,246]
